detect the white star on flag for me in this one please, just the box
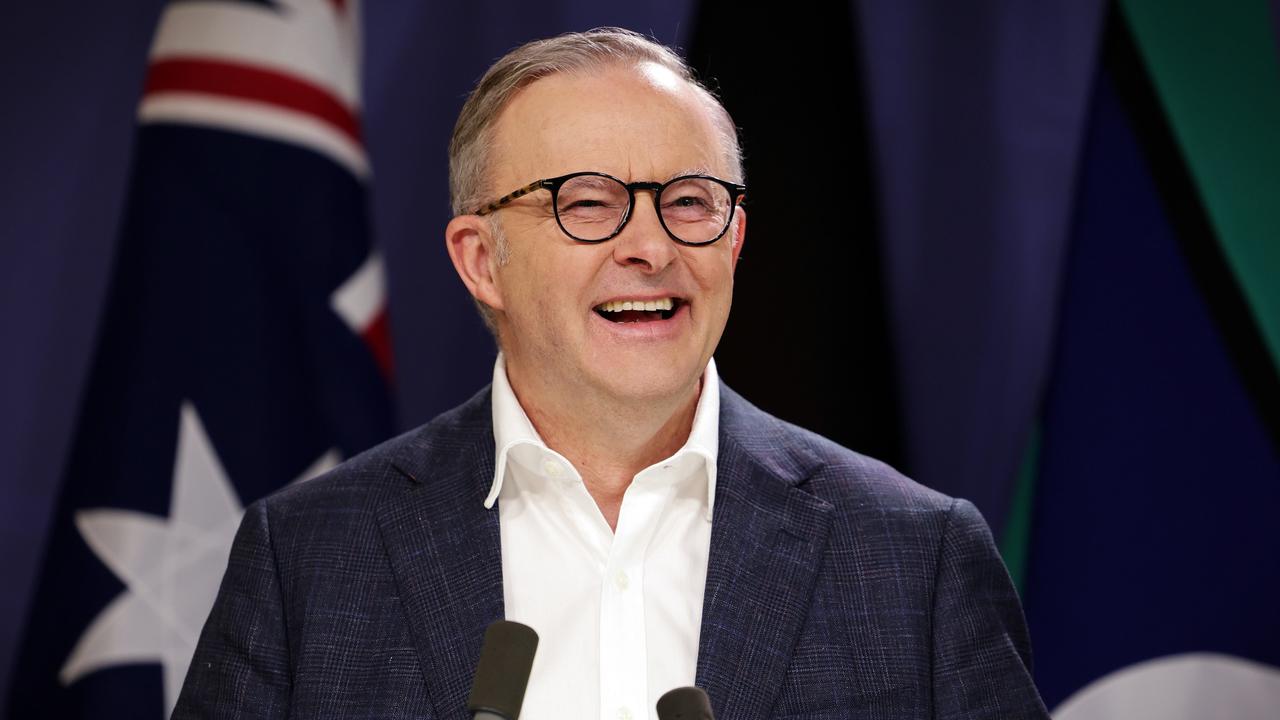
[60,402,339,716]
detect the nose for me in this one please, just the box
[611,191,677,273]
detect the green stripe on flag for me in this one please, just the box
[1000,426,1040,594]
[1119,0,1280,377]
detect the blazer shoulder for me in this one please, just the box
[255,384,494,525]
[801,426,955,516]
[719,383,957,517]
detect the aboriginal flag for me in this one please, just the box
[6,1,395,717]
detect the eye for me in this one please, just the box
[556,176,628,217]
[667,195,710,209]
[564,198,609,209]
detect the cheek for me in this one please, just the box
[505,255,585,326]
[502,246,556,294]
[687,249,736,294]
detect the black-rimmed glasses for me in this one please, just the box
[472,171,746,246]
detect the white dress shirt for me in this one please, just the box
[485,354,719,720]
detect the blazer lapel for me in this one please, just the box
[696,388,835,720]
[377,390,504,720]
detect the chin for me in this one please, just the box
[588,354,704,405]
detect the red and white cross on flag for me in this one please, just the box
[7,1,397,717]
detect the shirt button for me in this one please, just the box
[617,708,633,720]
[541,458,564,477]
[614,571,630,591]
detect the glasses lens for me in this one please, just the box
[660,177,734,244]
[555,175,629,241]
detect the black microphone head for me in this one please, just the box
[467,620,539,719]
[656,686,714,720]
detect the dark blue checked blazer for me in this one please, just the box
[174,385,1049,719]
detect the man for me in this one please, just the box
[175,28,1049,720]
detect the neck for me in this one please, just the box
[504,360,701,530]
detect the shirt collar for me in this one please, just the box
[486,354,720,519]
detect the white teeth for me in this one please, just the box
[597,298,677,313]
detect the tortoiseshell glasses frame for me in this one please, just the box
[471,170,746,247]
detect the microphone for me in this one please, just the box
[656,686,714,720]
[467,620,539,720]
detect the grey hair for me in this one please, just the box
[448,27,744,217]
[449,27,744,341]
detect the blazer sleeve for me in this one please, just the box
[930,498,1050,719]
[171,500,292,719]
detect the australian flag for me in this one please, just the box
[6,1,395,716]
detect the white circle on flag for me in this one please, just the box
[1054,652,1280,719]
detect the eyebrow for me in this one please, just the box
[665,166,716,181]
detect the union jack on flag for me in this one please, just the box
[7,1,396,716]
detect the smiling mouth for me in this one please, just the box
[593,297,684,323]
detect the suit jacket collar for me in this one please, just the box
[377,384,833,720]
[696,385,836,720]
[380,387,503,720]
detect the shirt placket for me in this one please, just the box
[598,470,676,720]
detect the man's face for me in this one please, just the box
[483,62,744,409]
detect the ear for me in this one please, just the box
[445,215,506,311]
[729,206,746,270]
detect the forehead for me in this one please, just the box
[488,62,727,186]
